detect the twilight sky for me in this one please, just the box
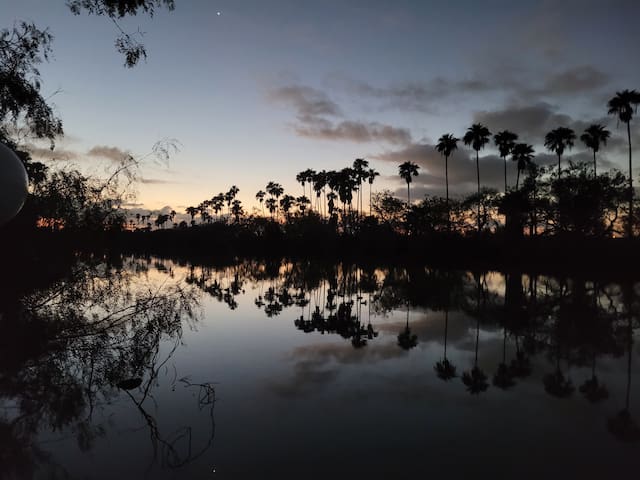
[2,0,639,214]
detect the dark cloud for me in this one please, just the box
[269,83,412,145]
[538,65,609,95]
[295,116,412,145]
[328,65,610,113]
[87,145,132,163]
[268,85,341,117]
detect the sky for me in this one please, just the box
[2,0,640,216]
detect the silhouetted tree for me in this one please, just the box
[544,127,576,177]
[436,133,459,224]
[463,123,492,232]
[494,130,518,192]
[398,161,419,206]
[255,190,266,217]
[367,167,380,216]
[608,89,640,238]
[580,124,610,177]
[511,143,535,189]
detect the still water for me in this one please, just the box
[1,255,638,478]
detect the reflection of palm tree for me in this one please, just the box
[462,315,489,394]
[493,324,515,389]
[580,124,610,177]
[608,90,640,237]
[608,312,640,442]
[579,356,608,403]
[434,308,457,380]
[397,303,417,350]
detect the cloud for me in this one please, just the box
[269,83,412,145]
[87,145,132,162]
[27,144,80,162]
[295,116,412,145]
[268,85,341,117]
[537,65,610,95]
[139,177,177,185]
[327,65,610,114]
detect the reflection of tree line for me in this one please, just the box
[0,256,214,479]
[181,258,640,443]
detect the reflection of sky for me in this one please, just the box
[1,1,639,213]
[29,259,640,478]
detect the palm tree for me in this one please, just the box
[367,168,379,216]
[279,194,295,220]
[608,89,640,238]
[494,130,518,192]
[185,206,198,225]
[231,199,243,223]
[352,158,369,216]
[580,124,611,177]
[266,181,284,220]
[511,143,535,189]
[463,123,492,232]
[255,190,266,217]
[398,161,419,206]
[436,133,458,230]
[225,185,239,217]
[544,127,576,177]
[435,134,459,207]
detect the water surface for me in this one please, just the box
[1,256,638,478]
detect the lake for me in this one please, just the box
[1,255,638,479]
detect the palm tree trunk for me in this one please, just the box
[369,184,373,217]
[516,167,520,190]
[593,150,597,177]
[504,155,507,192]
[407,182,411,206]
[557,153,561,177]
[627,121,633,238]
[476,151,481,232]
[446,155,450,232]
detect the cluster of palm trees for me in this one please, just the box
[136,90,639,237]
[427,89,640,234]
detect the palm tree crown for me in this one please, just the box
[580,124,610,176]
[511,143,535,189]
[494,130,518,192]
[544,127,576,177]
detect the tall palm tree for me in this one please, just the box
[494,130,518,192]
[352,158,369,216]
[185,206,198,225]
[544,127,576,177]
[608,89,640,238]
[511,143,535,189]
[255,190,266,217]
[398,161,419,206]
[434,308,457,380]
[580,124,611,177]
[435,133,459,207]
[463,123,492,232]
[367,167,379,216]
